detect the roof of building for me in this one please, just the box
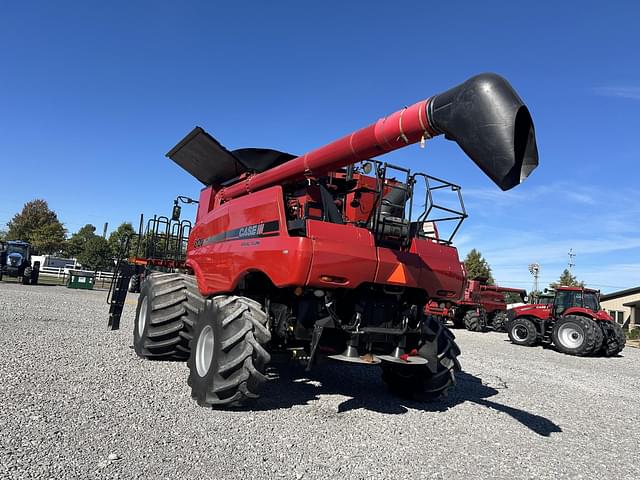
[601,286,640,301]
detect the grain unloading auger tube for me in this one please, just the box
[167,72,538,194]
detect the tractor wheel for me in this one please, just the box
[492,312,508,332]
[507,318,538,346]
[30,263,40,285]
[133,273,204,361]
[551,315,598,356]
[381,316,461,399]
[188,295,271,408]
[591,319,604,354]
[600,321,626,356]
[22,266,32,285]
[129,273,141,293]
[463,310,485,332]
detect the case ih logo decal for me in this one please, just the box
[194,220,279,247]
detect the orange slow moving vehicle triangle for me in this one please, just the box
[387,263,407,284]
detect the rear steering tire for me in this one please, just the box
[452,312,465,329]
[134,273,204,360]
[381,316,461,399]
[188,295,271,408]
[551,315,598,356]
[507,318,538,346]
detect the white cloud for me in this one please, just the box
[593,86,640,100]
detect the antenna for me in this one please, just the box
[528,263,540,294]
[568,249,576,272]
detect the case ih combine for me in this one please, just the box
[108,73,539,407]
[451,278,527,332]
[506,286,625,356]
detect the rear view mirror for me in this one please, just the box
[172,204,182,221]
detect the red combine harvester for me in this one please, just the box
[506,286,625,356]
[452,278,527,332]
[108,73,539,407]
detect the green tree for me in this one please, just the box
[64,224,98,258]
[108,222,136,257]
[6,199,66,254]
[0,229,6,242]
[463,249,495,284]
[504,291,527,304]
[528,290,542,303]
[77,236,113,270]
[549,269,584,289]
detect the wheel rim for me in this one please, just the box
[558,322,584,349]
[513,325,529,341]
[138,299,148,336]
[196,325,214,377]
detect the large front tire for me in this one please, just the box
[463,310,485,332]
[188,295,271,408]
[551,315,598,356]
[381,316,461,399]
[133,273,203,360]
[507,318,538,346]
[492,311,508,332]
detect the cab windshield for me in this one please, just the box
[6,244,28,257]
[554,289,600,312]
[583,292,600,311]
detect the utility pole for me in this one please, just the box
[568,248,576,272]
[102,222,108,238]
[528,263,540,295]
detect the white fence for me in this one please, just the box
[38,266,115,281]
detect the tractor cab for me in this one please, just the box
[552,286,601,315]
[0,240,39,284]
[5,241,31,267]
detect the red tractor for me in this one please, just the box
[108,73,538,407]
[506,286,625,356]
[451,278,527,332]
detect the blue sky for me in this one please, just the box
[0,1,638,292]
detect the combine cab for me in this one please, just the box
[506,286,625,356]
[0,240,40,285]
[109,73,539,407]
[451,278,527,332]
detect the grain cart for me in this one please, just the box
[452,277,527,332]
[0,240,39,285]
[506,286,625,356]
[108,73,539,407]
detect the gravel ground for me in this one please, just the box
[1,282,639,480]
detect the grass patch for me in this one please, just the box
[627,328,640,340]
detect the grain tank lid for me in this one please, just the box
[166,127,246,186]
[166,127,298,186]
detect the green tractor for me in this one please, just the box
[0,240,40,285]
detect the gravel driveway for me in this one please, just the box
[1,282,639,479]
